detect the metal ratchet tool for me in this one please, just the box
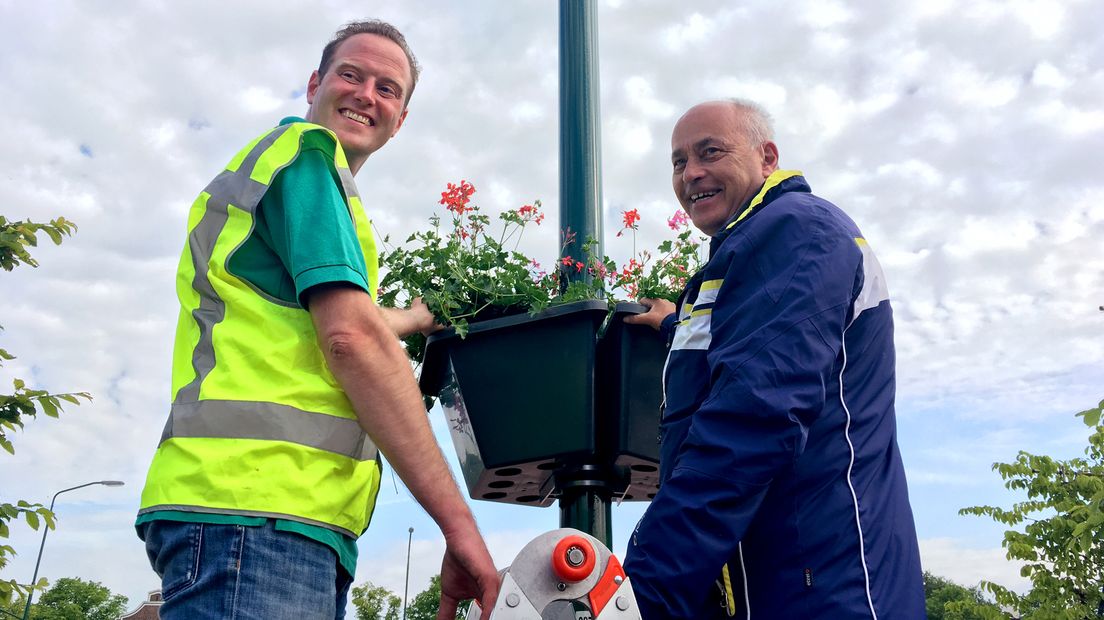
[465,528,642,620]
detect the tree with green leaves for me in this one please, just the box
[1,595,24,619]
[923,571,1005,620]
[0,215,91,605]
[8,577,127,620]
[960,398,1104,618]
[351,580,401,620]
[405,574,469,620]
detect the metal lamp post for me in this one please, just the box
[21,480,124,620]
[402,526,413,620]
[559,0,604,271]
[558,0,613,547]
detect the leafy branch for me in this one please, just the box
[0,216,77,272]
[958,398,1104,617]
[0,214,89,605]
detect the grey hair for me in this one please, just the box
[722,98,774,145]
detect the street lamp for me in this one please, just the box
[21,480,124,620]
[403,526,413,620]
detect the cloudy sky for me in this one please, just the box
[2,0,1102,613]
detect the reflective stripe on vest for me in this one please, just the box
[162,400,377,461]
[140,122,381,537]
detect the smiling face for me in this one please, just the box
[305,33,410,174]
[670,102,779,236]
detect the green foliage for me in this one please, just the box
[404,574,466,620]
[1077,400,1103,429]
[351,575,467,620]
[959,399,1104,619]
[924,572,1007,620]
[0,216,77,272]
[609,207,704,302]
[12,577,127,620]
[351,581,401,620]
[0,215,89,605]
[1,596,24,619]
[379,180,705,361]
[378,181,571,361]
[405,574,440,620]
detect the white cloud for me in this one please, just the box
[711,78,788,113]
[605,116,654,159]
[800,0,855,29]
[920,538,1029,594]
[661,13,714,52]
[240,87,286,114]
[1008,0,1067,39]
[945,215,1040,258]
[875,158,944,187]
[942,61,1021,109]
[1030,61,1071,89]
[509,101,546,124]
[1030,100,1104,136]
[622,76,676,120]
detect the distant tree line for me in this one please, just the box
[3,577,126,620]
[353,574,467,620]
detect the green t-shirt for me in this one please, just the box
[139,117,372,578]
[229,117,371,306]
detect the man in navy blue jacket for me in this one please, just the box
[622,99,926,619]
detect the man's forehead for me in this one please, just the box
[332,33,409,71]
[671,136,721,156]
[672,107,741,150]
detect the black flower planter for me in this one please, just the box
[420,299,665,506]
[596,303,666,501]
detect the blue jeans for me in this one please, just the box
[141,520,352,619]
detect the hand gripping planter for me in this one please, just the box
[419,300,665,507]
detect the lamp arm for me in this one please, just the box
[20,481,122,620]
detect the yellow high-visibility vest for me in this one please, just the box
[139,122,381,537]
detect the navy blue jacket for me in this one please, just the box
[624,172,925,619]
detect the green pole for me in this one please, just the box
[559,0,604,278]
[558,0,612,549]
[558,465,612,547]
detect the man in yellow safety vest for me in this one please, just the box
[135,20,499,619]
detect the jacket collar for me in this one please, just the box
[709,170,810,256]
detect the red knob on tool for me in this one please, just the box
[551,535,596,582]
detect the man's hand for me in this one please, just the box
[624,298,676,331]
[380,297,442,339]
[437,528,500,620]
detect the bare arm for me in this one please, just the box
[307,284,498,619]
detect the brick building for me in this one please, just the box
[119,590,161,620]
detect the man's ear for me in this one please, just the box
[761,141,780,174]
[391,107,409,138]
[305,70,321,105]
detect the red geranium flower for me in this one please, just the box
[440,180,476,215]
[622,209,641,229]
